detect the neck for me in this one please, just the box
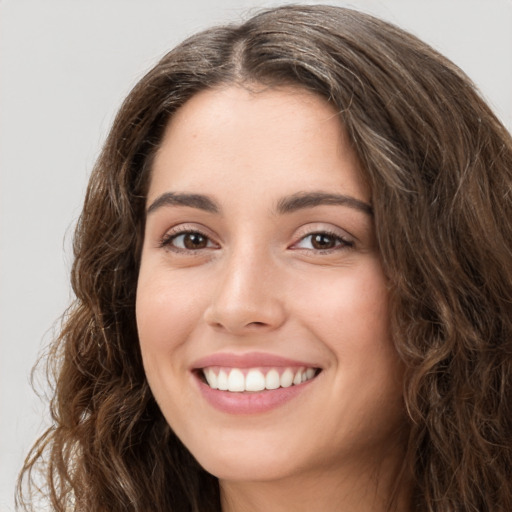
[220,452,412,512]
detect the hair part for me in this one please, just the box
[18,5,512,511]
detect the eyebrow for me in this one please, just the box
[146,191,373,216]
[147,192,220,214]
[275,191,373,215]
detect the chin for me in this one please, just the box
[198,449,302,483]
[180,425,312,482]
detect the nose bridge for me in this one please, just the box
[204,239,285,333]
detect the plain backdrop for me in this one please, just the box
[1,0,511,510]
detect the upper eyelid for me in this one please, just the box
[159,224,219,249]
[162,223,215,238]
[157,223,357,247]
[290,231,354,250]
[293,223,356,242]
[162,229,212,242]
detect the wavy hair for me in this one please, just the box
[18,5,512,511]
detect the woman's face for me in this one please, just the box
[136,86,405,483]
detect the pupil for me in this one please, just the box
[312,234,335,249]
[184,233,207,249]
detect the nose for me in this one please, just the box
[203,248,286,335]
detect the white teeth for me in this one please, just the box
[217,370,228,391]
[228,368,245,392]
[265,369,280,390]
[245,369,266,392]
[204,368,218,389]
[202,366,318,392]
[280,368,294,388]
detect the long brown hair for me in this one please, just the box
[18,5,512,511]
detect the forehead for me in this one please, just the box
[149,85,368,204]
[160,85,342,149]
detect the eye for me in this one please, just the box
[160,230,217,252]
[292,231,354,252]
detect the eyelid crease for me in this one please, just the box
[292,221,357,242]
[159,225,219,251]
[290,230,355,252]
[157,223,358,255]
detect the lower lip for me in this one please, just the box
[194,374,317,415]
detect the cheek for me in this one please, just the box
[294,258,391,345]
[294,260,402,408]
[135,269,208,425]
[136,268,206,346]
[135,269,202,389]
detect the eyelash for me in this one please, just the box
[291,230,354,253]
[159,228,215,253]
[159,228,354,254]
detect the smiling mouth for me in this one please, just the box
[199,366,321,393]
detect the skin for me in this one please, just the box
[136,85,409,511]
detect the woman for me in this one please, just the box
[18,4,512,511]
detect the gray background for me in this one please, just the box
[1,0,511,510]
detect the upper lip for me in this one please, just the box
[191,351,320,370]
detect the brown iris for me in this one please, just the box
[310,233,338,250]
[182,232,209,249]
